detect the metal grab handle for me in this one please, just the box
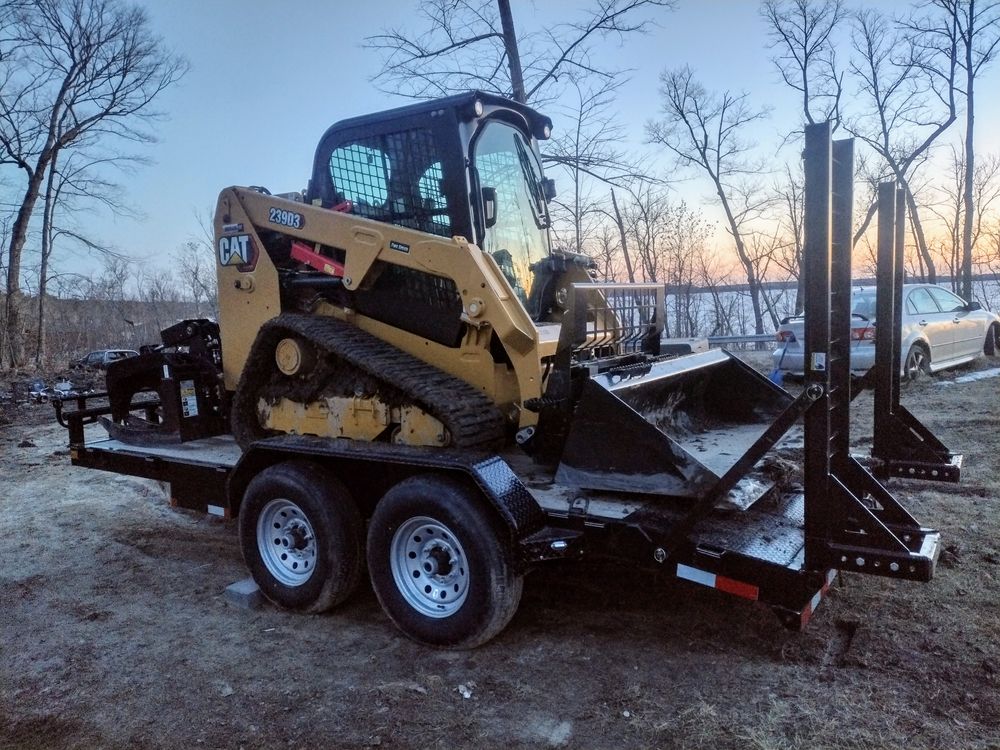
[918,319,927,326]
[952,317,961,324]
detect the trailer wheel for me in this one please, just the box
[239,461,362,613]
[367,475,523,649]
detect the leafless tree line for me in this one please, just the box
[1,244,217,368]
[369,0,1000,335]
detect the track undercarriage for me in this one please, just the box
[230,314,507,452]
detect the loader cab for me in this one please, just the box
[306,91,555,306]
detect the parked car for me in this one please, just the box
[772,284,1000,380]
[70,349,140,370]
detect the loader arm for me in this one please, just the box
[215,187,546,428]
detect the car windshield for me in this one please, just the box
[852,290,877,320]
[473,120,551,304]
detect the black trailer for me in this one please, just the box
[54,123,944,647]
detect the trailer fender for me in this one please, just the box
[226,435,546,543]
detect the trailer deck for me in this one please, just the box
[64,421,885,629]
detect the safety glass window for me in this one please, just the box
[850,290,877,319]
[329,130,452,237]
[418,161,450,235]
[907,288,941,315]
[926,286,966,313]
[473,121,550,304]
[330,144,389,209]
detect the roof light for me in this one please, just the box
[473,99,484,117]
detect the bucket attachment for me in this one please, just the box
[556,349,793,498]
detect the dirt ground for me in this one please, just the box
[2,357,999,750]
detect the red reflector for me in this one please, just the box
[800,607,813,628]
[714,575,759,601]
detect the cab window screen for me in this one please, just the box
[330,144,389,207]
[328,129,452,237]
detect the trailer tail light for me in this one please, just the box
[776,330,796,343]
[850,326,876,342]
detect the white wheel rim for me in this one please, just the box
[257,498,317,587]
[390,516,469,618]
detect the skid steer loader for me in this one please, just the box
[58,97,942,648]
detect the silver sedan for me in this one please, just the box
[772,284,1000,380]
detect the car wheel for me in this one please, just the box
[903,343,930,382]
[367,474,523,649]
[985,324,998,357]
[239,461,363,613]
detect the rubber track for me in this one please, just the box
[232,313,506,451]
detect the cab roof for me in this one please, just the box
[317,91,553,143]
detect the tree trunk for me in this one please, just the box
[903,184,937,283]
[609,190,636,283]
[961,11,975,301]
[36,151,60,367]
[4,164,49,369]
[497,0,526,103]
[714,182,764,335]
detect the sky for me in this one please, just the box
[40,0,1000,279]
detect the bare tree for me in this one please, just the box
[588,223,623,282]
[0,0,187,368]
[366,0,673,105]
[912,1,1000,300]
[175,240,218,319]
[545,75,645,251]
[762,0,846,136]
[844,7,958,282]
[771,165,806,314]
[928,145,1000,290]
[648,66,772,335]
[608,187,637,283]
[34,146,140,365]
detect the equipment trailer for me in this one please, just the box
[56,115,942,648]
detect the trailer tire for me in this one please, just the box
[239,461,362,613]
[367,475,523,649]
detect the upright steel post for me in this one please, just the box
[873,182,897,458]
[802,122,832,562]
[868,183,959,480]
[892,188,907,394]
[829,138,855,466]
